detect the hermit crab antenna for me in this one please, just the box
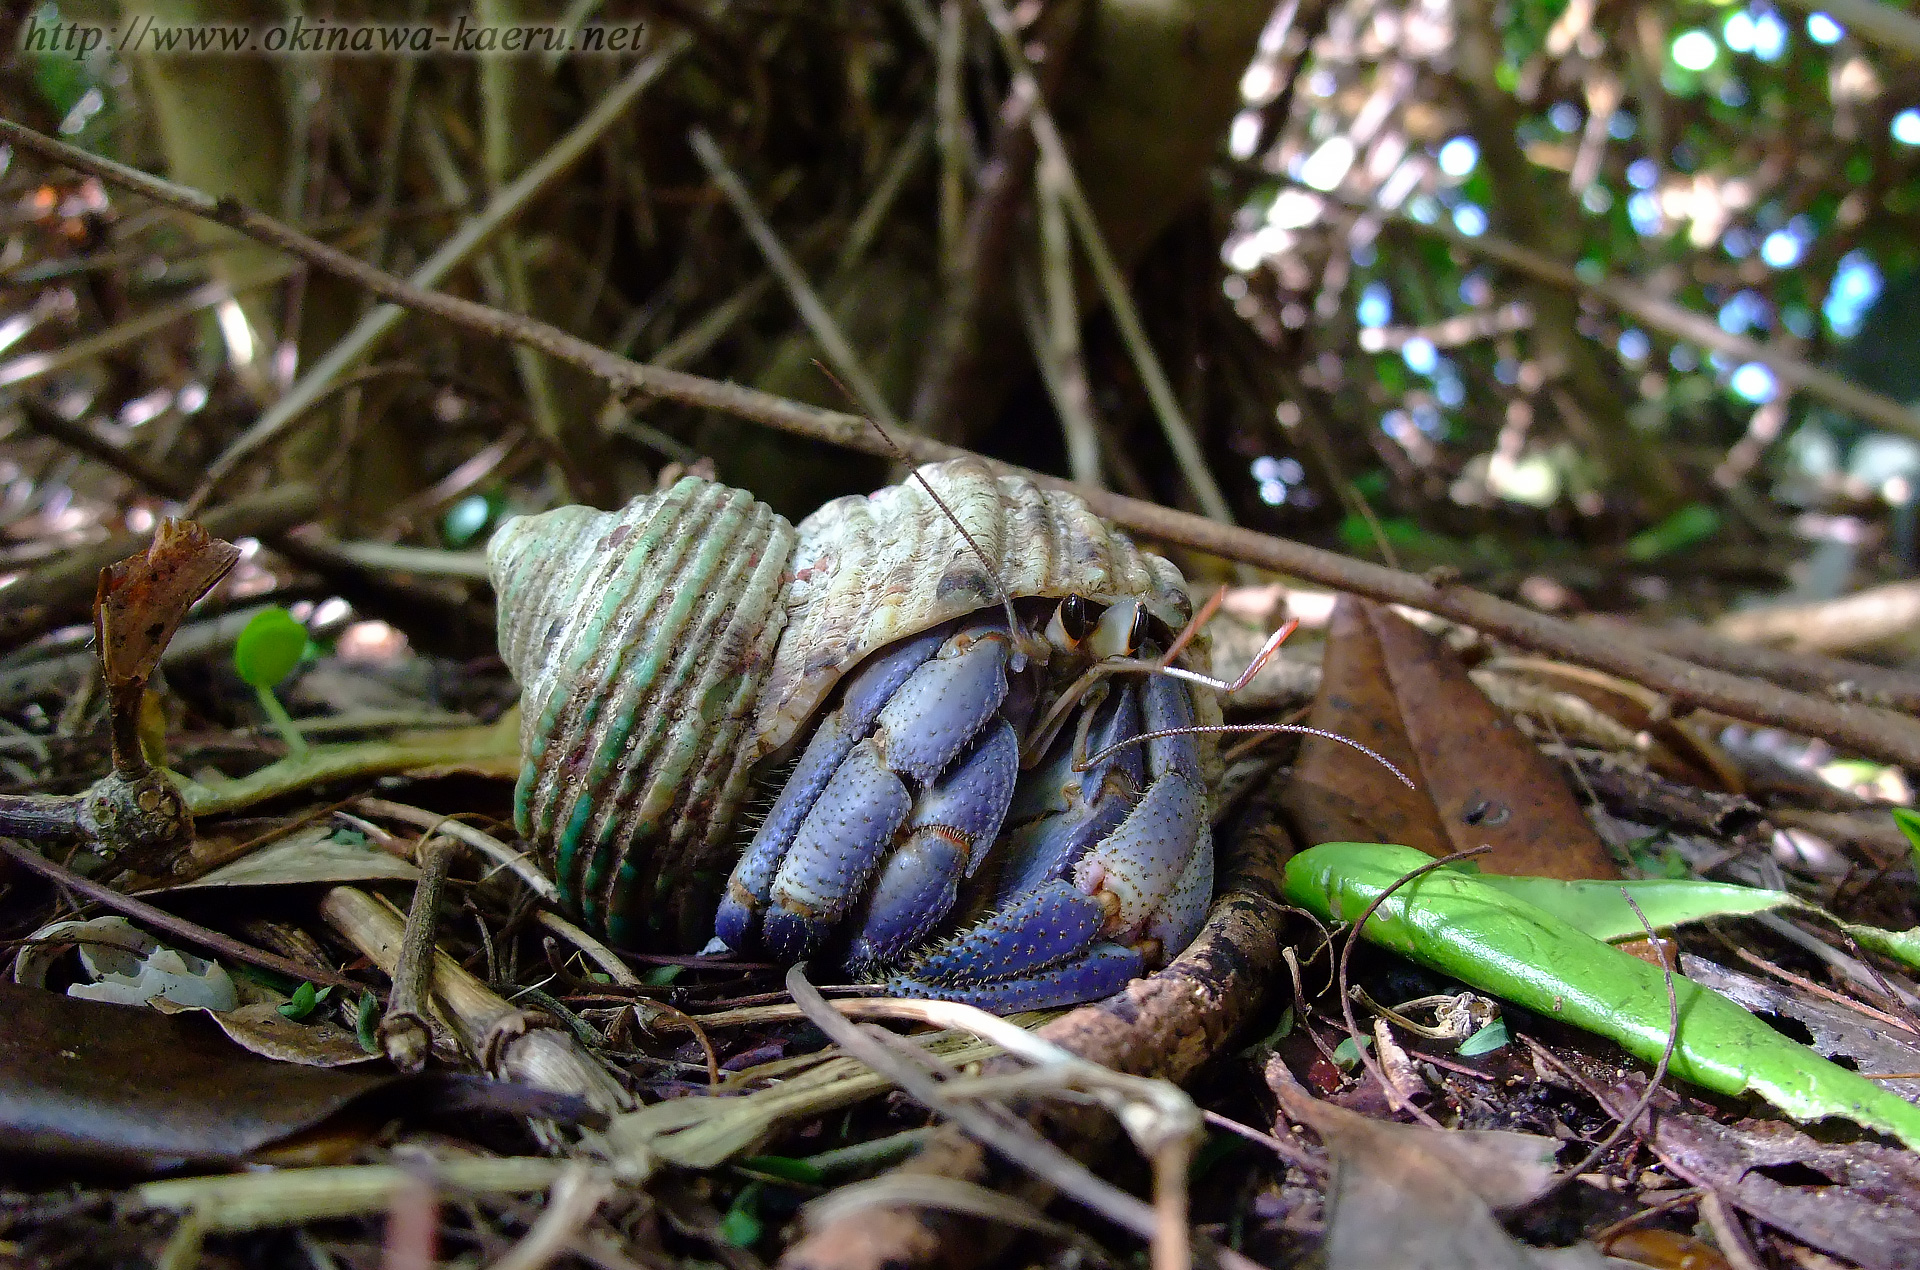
[1078,723,1418,790]
[834,385,1029,664]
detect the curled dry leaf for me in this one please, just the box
[95,520,242,695]
[1281,597,1617,880]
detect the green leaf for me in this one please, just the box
[355,991,380,1054]
[277,981,328,1021]
[1458,1019,1509,1056]
[1282,842,1920,1148]
[1472,871,1920,983]
[1331,1035,1372,1068]
[740,1155,826,1185]
[718,1183,763,1247]
[1625,503,1721,560]
[644,964,684,988]
[233,607,311,690]
[1892,808,1920,879]
[1844,923,1920,969]
[1476,875,1792,941]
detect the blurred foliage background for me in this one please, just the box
[3,0,1920,661]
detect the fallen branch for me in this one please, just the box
[1583,614,1920,714]
[11,116,1920,770]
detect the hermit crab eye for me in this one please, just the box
[1046,595,1097,650]
[1087,598,1147,659]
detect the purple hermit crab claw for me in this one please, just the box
[488,458,1221,1012]
[715,618,1214,1013]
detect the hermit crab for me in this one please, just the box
[487,458,1231,1011]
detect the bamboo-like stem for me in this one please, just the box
[319,886,630,1113]
[128,1158,584,1232]
[976,0,1234,526]
[935,0,969,279]
[689,127,901,429]
[183,39,689,511]
[1032,159,1104,489]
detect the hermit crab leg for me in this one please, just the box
[730,620,1021,961]
[714,624,949,951]
[993,681,1145,905]
[844,718,1019,968]
[891,672,1210,1011]
[1069,672,1208,936]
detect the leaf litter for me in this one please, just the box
[5,510,1920,1267]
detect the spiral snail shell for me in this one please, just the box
[488,458,1219,987]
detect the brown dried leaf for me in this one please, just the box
[95,519,240,690]
[156,1000,377,1068]
[1584,1071,1920,1270]
[1281,597,1617,879]
[1280,597,1448,857]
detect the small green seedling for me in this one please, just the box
[355,991,381,1053]
[717,1183,764,1247]
[234,606,311,754]
[278,981,332,1021]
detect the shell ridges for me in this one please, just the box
[489,477,797,942]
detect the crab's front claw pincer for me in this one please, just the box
[1078,671,1214,958]
[715,619,1020,961]
[845,718,1019,968]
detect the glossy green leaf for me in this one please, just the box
[1476,873,1920,978]
[233,607,311,690]
[1282,842,1920,1148]
[1476,875,1792,941]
